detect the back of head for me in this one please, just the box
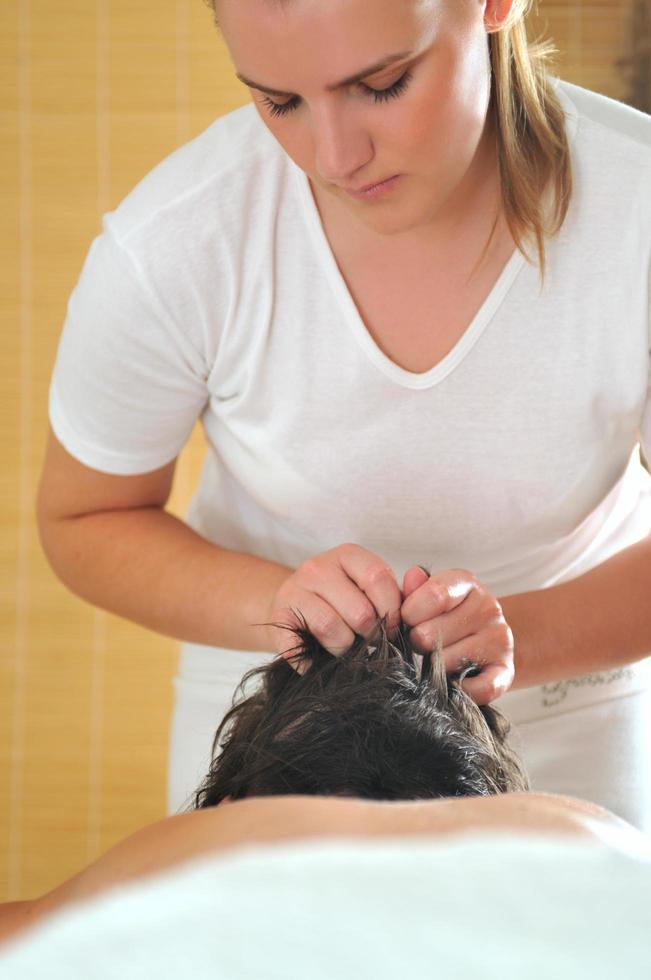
[188,614,529,810]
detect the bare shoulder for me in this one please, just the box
[27,800,349,930]
[0,810,199,948]
[31,791,649,911]
[7,792,647,948]
[33,808,213,917]
[0,900,43,948]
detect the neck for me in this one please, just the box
[312,111,503,260]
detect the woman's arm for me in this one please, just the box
[36,429,293,652]
[500,532,651,690]
[2,791,646,947]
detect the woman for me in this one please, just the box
[37,0,651,826]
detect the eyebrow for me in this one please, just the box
[236,50,414,97]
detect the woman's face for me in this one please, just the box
[216,0,508,239]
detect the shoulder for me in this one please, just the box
[554,77,651,198]
[105,102,288,248]
[76,102,298,360]
[11,791,647,946]
[552,78,651,232]
[31,808,215,920]
[555,77,651,155]
[0,900,41,947]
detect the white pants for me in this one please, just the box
[167,643,651,835]
[167,644,278,816]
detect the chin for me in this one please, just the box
[350,202,428,239]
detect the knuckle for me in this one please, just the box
[491,621,514,650]
[480,601,499,627]
[363,561,393,586]
[299,557,321,580]
[339,542,361,557]
[478,594,502,623]
[313,609,339,637]
[491,595,505,616]
[449,568,478,589]
[427,581,448,607]
[415,625,434,650]
[351,604,377,633]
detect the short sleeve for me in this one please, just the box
[49,222,210,475]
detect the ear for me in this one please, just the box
[484,0,515,33]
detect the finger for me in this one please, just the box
[400,568,477,627]
[273,591,357,660]
[299,558,392,645]
[438,630,514,704]
[438,622,513,676]
[457,660,515,706]
[407,587,496,652]
[335,546,403,638]
[402,565,430,600]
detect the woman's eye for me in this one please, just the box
[259,69,413,120]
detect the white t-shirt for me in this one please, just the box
[49,78,651,709]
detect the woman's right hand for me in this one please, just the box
[267,544,404,671]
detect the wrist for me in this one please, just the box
[249,562,294,652]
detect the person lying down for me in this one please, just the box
[1,616,648,952]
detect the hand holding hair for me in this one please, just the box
[263,543,404,668]
[401,564,515,705]
[260,543,514,705]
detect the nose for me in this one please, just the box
[311,102,372,184]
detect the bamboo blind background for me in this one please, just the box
[1,0,644,903]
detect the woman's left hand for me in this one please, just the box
[400,566,515,705]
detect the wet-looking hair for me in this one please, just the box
[186,611,530,811]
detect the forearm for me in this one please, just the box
[500,533,651,690]
[39,507,293,651]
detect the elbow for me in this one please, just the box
[35,497,79,598]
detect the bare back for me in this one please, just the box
[24,791,648,935]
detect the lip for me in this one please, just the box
[343,174,401,199]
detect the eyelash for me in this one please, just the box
[259,69,413,119]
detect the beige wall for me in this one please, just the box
[0,0,639,903]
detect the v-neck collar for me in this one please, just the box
[287,76,578,390]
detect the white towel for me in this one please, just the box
[1,832,650,978]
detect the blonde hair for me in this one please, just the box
[480,0,573,290]
[206,0,572,291]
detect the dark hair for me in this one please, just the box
[186,611,529,812]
